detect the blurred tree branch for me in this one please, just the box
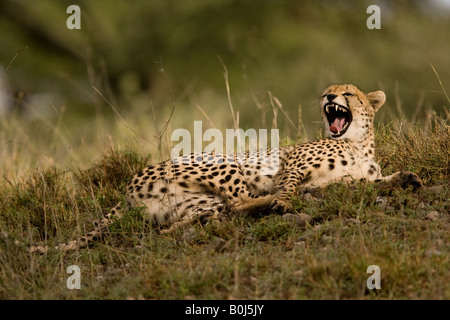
[0,0,86,61]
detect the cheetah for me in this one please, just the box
[30,84,422,253]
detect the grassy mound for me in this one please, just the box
[0,120,448,299]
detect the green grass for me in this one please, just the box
[0,116,448,300]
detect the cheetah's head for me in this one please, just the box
[320,84,385,140]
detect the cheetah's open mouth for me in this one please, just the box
[324,103,353,138]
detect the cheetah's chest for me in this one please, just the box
[246,140,381,192]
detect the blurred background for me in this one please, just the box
[0,0,449,174]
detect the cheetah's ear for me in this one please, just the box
[367,91,386,113]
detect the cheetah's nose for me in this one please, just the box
[326,94,337,102]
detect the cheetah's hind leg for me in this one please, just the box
[157,193,278,234]
[158,194,227,234]
[234,193,279,215]
[29,201,130,254]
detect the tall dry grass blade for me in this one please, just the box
[269,92,297,131]
[92,85,139,145]
[50,101,75,145]
[147,57,177,158]
[297,103,309,143]
[430,62,450,106]
[4,47,28,75]
[99,59,118,108]
[196,104,215,128]
[268,91,278,130]
[218,56,238,130]
[411,90,425,124]
[149,99,163,159]
[394,81,405,119]
[149,99,174,161]
[251,93,267,128]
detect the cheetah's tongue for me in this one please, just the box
[330,117,346,134]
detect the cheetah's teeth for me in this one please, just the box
[325,103,349,115]
[326,104,336,113]
[325,103,348,114]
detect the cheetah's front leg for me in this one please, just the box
[374,171,422,190]
[270,169,303,214]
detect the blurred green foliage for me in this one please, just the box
[0,0,449,128]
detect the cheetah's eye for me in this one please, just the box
[343,93,354,97]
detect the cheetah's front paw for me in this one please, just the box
[270,198,293,214]
[396,172,423,190]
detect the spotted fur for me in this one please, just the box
[30,84,422,253]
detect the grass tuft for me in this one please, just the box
[376,116,449,184]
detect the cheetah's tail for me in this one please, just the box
[28,202,130,254]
